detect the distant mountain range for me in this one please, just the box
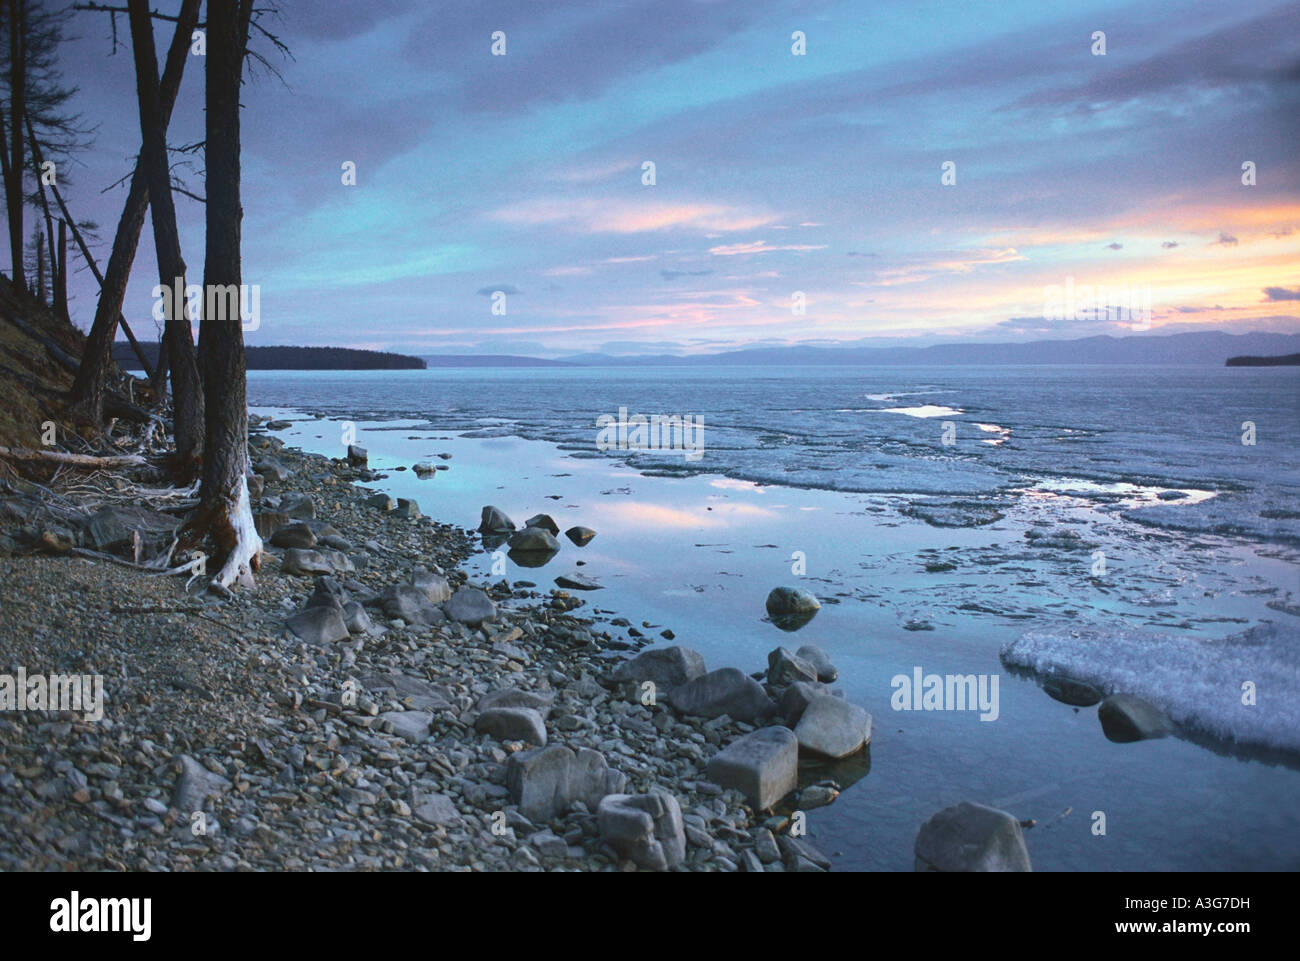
[423,331,1300,368]
[419,354,578,368]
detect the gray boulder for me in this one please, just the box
[914,801,1032,872]
[367,492,395,511]
[410,568,452,603]
[346,444,368,467]
[83,505,179,554]
[286,605,350,644]
[796,644,838,683]
[705,726,798,810]
[668,667,776,722]
[378,711,433,743]
[505,745,625,823]
[281,548,334,576]
[509,526,560,553]
[765,586,821,617]
[443,586,497,626]
[767,647,819,686]
[279,492,316,520]
[380,584,445,626]
[523,513,560,535]
[611,646,707,691]
[1098,694,1173,742]
[779,680,835,726]
[598,791,686,871]
[479,506,516,534]
[1043,675,1102,707]
[170,755,231,814]
[477,688,554,717]
[565,526,597,547]
[413,792,462,826]
[554,572,602,591]
[475,707,547,746]
[341,601,375,636]
[357,674,454,712]
[393,498,421,520]
[269,521,316,549]
[794,695,872,758]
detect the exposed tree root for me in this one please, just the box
[0,445,147,468]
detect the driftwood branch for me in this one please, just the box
[0,446,146,468]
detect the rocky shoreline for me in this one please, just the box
[0,418,878,872]
[0,415,1042,872]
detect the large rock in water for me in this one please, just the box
[767,647,819,686]
[796,644,838,683]
[794,696,872,758]
[611,646,706,690]
[479,506,516,534]
[346,444,368,467]
[914,801,1032,872]
[1098,693,1173,742]
[706,726,798,810]
[668,667,776,722]
[565,526,596,547]
[779,680,837,726]
[598,791,686,871]
[509,526,560,553]
[505,745,626,823]
[524,513,560,535]
[443,586,497,626]
[766,586,821,617]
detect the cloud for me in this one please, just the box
[1216,233,1240,246]
[660,269,714,280]
[708,241,827,256]
[492,199,774,234]
[1162,241,1180,249]
[477,284,522,295]
[1106,243,1123,250]
[1263,286,1300,301]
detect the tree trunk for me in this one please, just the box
[67,0,200,423]
[6,0,25,286]
[38,148,155,379]
[127,0,202,479]
[195,0,260,591]
[54,218,66,320]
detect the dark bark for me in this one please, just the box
[127,0,201,478]
[6,0,25,285]
[196,0,257,584]
[53,216,64,318]
[67,0,199,422]
[36,141,154,379]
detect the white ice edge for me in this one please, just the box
[1001,621,1300,755]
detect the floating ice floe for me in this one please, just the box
[1001,621,1300,758]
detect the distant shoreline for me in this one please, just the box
[1225,353,1300,367]
[113,343,426,370]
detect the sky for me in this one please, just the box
[39,0,1300,357]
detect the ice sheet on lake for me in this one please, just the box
[1001,621,1300,756]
